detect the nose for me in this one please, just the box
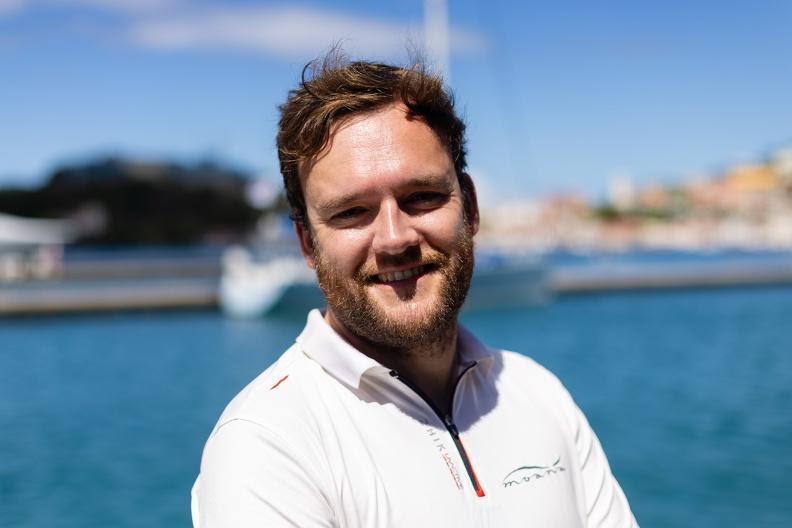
[372,199,421,255]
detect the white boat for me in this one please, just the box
[0,212,74,281]
[218,246,315,318]
[219,245,547,318]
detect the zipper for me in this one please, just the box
[389,362,486,497]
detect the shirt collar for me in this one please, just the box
[296,308,494,389]
[296,309,384,389]
[457,324,495,367]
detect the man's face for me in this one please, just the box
[296,103,479,349]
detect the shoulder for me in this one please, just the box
[490,348,582,426]
[208,343,329,444]
[194,344,337,526]
[496,349,568,393]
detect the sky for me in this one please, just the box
[1,0,791,203]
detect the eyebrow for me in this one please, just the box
[316,192,368,213]
[315,175,453,212]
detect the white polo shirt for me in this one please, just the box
[192,309,637,527]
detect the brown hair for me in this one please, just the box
[277,53,471,228]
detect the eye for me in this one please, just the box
[404,191,448,209]
[330,206,367,222]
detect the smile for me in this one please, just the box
[372,265,430,284]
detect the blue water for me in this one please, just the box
[2,286,791,527]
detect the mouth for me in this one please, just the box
[370,264,434,284]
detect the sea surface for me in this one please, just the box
[1,284,791,527]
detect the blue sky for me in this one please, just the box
[2,0,791,202]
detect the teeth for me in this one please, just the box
[376,265,424,283]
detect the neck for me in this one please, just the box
[325,309,459,413]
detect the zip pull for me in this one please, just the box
[444,415,459,436]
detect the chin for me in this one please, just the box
[373,297,439,326]
[363,293,457,345]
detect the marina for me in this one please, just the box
[3,1,791,526]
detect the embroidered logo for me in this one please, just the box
[502,457,566,488]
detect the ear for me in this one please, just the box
[461,173,480,236]
[294,221,316,269]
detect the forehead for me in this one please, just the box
[300,103,455,206]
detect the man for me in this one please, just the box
[192,56,637,527]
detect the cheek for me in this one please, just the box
[419,209,467,246]
[316,229,372,270]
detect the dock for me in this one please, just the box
[0,256,220,315]
[549,259,792,293]
[0,278,218,315]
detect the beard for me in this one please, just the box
[313,226,474,354]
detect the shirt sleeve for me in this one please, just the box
[561,388,638,528]
[192,418,335,528]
